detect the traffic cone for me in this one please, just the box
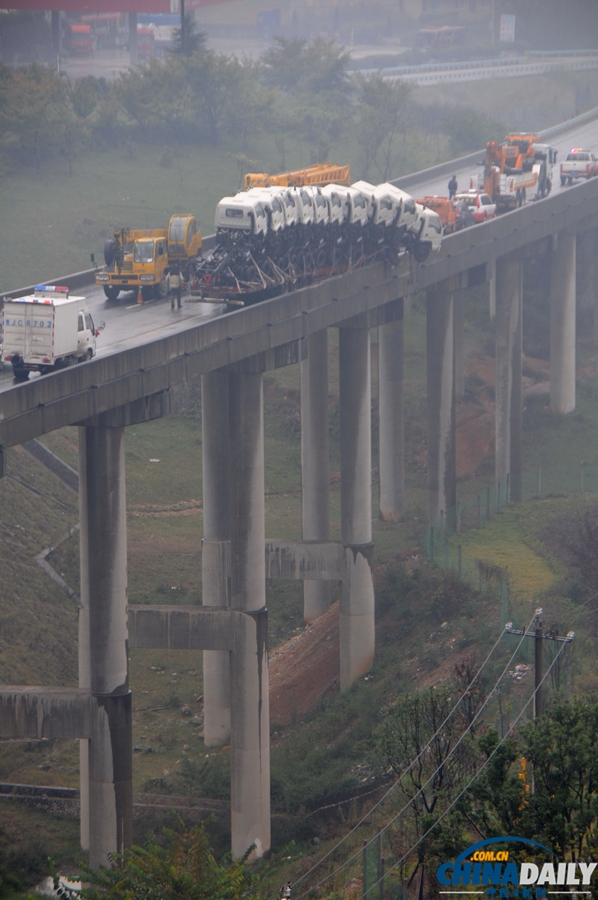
[137,285,143,304]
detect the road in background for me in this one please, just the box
[404,117,598,199]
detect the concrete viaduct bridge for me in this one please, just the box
[1,161,598,870]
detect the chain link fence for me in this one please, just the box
[425,462,598,596]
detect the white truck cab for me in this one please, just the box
[216,195,269,237]
[383,184,418,230]
[244,188,287,233]
[321,184,350,227]
[409,205,443,261]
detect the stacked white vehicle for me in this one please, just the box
[197,179,442,300]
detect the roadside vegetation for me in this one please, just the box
[1,32,597,290]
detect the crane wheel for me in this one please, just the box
[104,287,120,302]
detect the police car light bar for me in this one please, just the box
[34,285,69,293]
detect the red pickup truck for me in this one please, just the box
[560,149,598,185]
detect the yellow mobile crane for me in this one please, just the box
[95,214,202,301]
[244,162,350,190]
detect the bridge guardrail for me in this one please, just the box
[392,103,598,192]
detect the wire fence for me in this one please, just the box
[425,462,598,595]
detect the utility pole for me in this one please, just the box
[534,613,543,718]
[181,0,186,55]
[505,609,574,719]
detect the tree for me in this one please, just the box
[171,13,207,57]
[181,51,247,147]
[3,62,67,172]
[521,699,598,859]
[451,698,598,863]
[261,36,351,97]
[353,73,413,180]
[441,107,505,157]
[53,821,260,900]
[68,75,106,120]
[376,683,482,900]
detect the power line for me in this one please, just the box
[357,636,572,900]
[297,609,539,898]
[293,621,509,888]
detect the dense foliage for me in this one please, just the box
[374,695,598,897]
[0,37,504,183]
[52,821,262,900]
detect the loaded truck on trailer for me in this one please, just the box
[470,134,557,211]
[3,286,101,382]
[95,214,202,301]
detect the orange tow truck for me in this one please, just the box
[470,134,557,211]
[416,196,457,233]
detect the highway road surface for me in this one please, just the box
[2,115,598,394]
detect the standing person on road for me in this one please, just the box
[170,265,182,310]
[448,175,458,199]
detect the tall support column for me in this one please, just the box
[228,372,270,860]
[300,330,331,621]
[495,258,523,502]
[128,12,138,65]
[201,371,231,747]
[378,309,405,521]
[339,327,375,690]
[576,228,596,314]
[51,10,62,57]
[453,290,465,400]
[488,258,497,321]
[426,283,456,527]
[79,426,132,869]
[550,233,576,414]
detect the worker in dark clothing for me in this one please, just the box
[448,175,458,199]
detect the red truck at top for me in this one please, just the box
[64,23,93,56]
[560,149,598,186]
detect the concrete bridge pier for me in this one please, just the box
[201,371,232,747]
[378,304,405,522]
[426,280,457,528]
[576,227,596,317]
[78,425,132,869]
[495,257,523,502]
[228,370,270,859]
[339,326,375,689]
[453,290,466,401]
[551,232,577,414]
[300,330,331,621]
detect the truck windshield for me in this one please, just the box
[134,241,154,263]
[169,217,187,254]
